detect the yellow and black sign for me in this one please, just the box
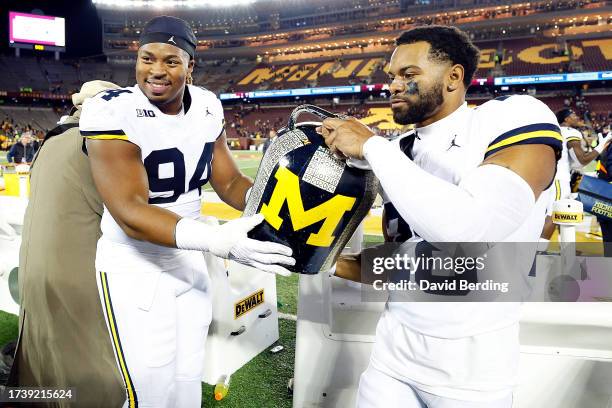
[591,201,612,219]
[552,211,584,224]
[234,289,265,319]
[238,58,383,86]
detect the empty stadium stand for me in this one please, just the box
[0,106,59,133]
[0,35,609,95]
[226,36,611,91]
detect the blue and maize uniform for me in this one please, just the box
[80,84,224,267]
[545,126,582,212]
[79,84,224,408]
[383,95,562,243]
[373,95,562,401]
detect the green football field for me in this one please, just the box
[204,151,263,191]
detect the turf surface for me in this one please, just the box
[276,274,300,316]
[201,319,295,408]
[0,311,18,350]
[203,151,262,192]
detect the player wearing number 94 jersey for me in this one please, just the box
[80,16,294,408]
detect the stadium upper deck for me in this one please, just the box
[96,0,612,60]
[228,36,611,91]
[0,33,609,95]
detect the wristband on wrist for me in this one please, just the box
[174,217,212,251]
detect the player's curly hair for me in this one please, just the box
[396,25,480,88]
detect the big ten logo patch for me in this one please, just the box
[136,109,156,118]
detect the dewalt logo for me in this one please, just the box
[552,211,583,224]
[260,166,356,247]
[235,289,265,319]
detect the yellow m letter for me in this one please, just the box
[260,167,356,247]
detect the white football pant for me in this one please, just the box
[357,365,513,408]
[96,250,211,408]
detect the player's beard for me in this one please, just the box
[392,82,444,125]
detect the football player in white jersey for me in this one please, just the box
[541,108,611,239]
[558,108,611,171]
[80,16,294,408]
[320,26,562,407]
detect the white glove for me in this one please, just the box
[595,131,612,154]
[175,214,295,276]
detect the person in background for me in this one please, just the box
[541,110,611,240]
[6,131,37,163]
[262,129,277,154]
[557,109,611,172]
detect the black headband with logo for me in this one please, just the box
[556,108,574,125]
[139,16,197,59]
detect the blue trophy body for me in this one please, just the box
[244,105,378,274]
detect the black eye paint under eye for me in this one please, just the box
[405,81,419,95]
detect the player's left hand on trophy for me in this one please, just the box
[319,117,376,160]
[175,214,295,276]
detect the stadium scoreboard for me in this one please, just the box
[9,11,66,53]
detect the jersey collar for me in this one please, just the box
[414,102,470,141]
[134,83,192,116]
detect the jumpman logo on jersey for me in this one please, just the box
[168,36,176,45]
[204,107,213,116]
[447,135,461,151]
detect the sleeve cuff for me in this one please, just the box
[363,135,391,162]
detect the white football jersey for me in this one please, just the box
[557,126,582,182]
[376,95,562,398]
[546,126,580,211]
[80,85,224,264]
[561,126,585,171]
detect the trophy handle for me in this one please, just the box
[287,104,347,130]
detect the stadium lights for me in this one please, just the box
[92,0,256,7]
